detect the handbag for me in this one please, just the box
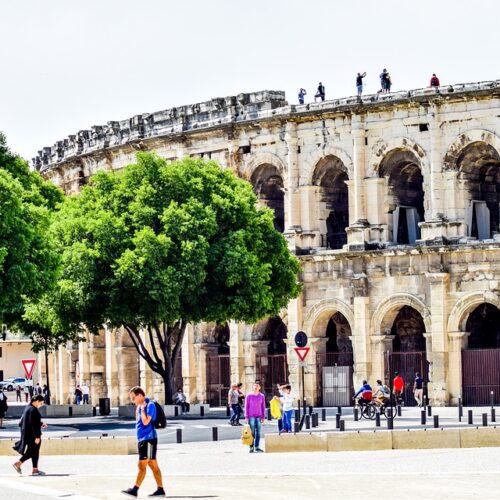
[13,440,27,455]
[241,424,254,446]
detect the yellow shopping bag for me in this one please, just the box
[241,424,254,446]
[270,398,282,419]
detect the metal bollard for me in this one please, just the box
[200,406,205,417]
[336,413,341,429]
[492,408,496,422]
[267,408,271,421]
[69,406,73,417]
[294,421,300,433]
[226,406,230,417]
[433,415,439,428]
[308,405,313,416]
[458,397,463,422]
[482,413,488,427]
[468,410,473,425]
[424,396,428,408]
[491,391,495,408]
[337,405,342,415]
[387,417,393,430]
[305,415,310,430]
[92,406,97,417]
[175,406,179,417]
[176,428,182,443]
[353,408,359,421]
[427,405,432,417]
[212,427,218,441]
[311,413,316,428]
[315,413,319,427]
[397,405,402,417]
[295,409,300,422]
[375,411,381,427]
[421,409,426,425]
[321,408,326,422]
[339,419,345,432]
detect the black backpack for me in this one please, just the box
[153,401,167,429]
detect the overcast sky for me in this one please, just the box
[1,0,498,161]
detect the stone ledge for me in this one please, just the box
[118,403,209,418]
[265,427,500,453]
[0,436,136,456]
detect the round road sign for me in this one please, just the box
[294,331,308,348]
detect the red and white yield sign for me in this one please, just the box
[22,359,36,380]
[294,347,310,362]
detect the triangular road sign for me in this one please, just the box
[294,347,310,362]
[22,359,36,379]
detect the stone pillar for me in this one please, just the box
[447,331,470,405]
[229,321,245,386]
[115,328,140,406]
[182,324,197,403]
[87,330,106,404]
[57,345,71,404]
[352,292,371,388]
[286,297,302,394]
[426,272,450,406]
[348,116,370,248]
[284,122,301,237]
[78,336,90,387]
[242,340,269,395]
[105,326,119,405]
[370,335,395,382]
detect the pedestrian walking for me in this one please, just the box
[36,383,42,396]
[122,386,165,498]
[276,384,294,433]
[393,372,405,404]
[81,383,90,404]
[23,384,30,403]
[356,72,367,97]
[245,382,266,453]
[314,82,325,102]
[174,387,189,414]
[0,388,8,428]
[298,88,307,104]
[430,73,440,88]
[413,372,424,407]
[16,385,21,402]
[74,385,83,405]
[228,384,240,426]
[42,385,50,405]
[236,383,245,424]
[12,395,48,476]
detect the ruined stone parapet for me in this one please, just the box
[32,81,500,172]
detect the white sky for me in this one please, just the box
[0,0,499,161]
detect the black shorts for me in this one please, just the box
[138,438,157,460]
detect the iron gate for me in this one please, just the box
[316,352,354,406]
[462,349,500,405]
[257,354,288,398]
[384,351,428,406]
[206,354,231,407]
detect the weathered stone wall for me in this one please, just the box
[38,81,500,405]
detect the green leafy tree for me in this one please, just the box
[0,133,63,327]
[52,153,301,403]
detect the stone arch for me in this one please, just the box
[443,129,500,171]
[372,293,431,335]
[301,147,353,186]
[447,291,500,333]
[240,152,287,182]
[303,298,355,338]
[251,316,288,354]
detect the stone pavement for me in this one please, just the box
[0,439,500,499]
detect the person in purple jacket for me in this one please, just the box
[245,382,266,453]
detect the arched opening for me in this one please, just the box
[251,164,285,232]
[383,305,428,406]
[206,323,231,406]
[313,156,349,249]
[316,312,354,406]
[253,316,288,396]
[379,150,425,245]
[457,142,500,240]
[462,303,500,405]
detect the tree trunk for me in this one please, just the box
[163,361,174,404]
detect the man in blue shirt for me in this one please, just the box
[122,386,165,497]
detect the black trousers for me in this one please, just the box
[20,441,41,468]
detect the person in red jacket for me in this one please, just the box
[430,73,440,88]
[393,372,405,403]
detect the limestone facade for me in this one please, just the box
[34,81,500,406]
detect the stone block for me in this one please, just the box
[327,430,392,452]
[265,432,328,453]
[460,427,500,448]
[392,428,460,449]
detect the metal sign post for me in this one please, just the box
[294,331,310,430]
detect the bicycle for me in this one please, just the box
[354,398,376,419]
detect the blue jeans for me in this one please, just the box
[248,417,262,449]
[282,410,293,432]
[230,404,240,423]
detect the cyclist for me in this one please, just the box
[373,380,390,406]
[353,380,373,406]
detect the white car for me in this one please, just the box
[0,377,27,391]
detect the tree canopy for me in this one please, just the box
[52,152,301,401]
[0,133,63,328]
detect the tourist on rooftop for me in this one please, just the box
[430,73,440,88]
[314,82,325,102]
[298,88,307,104]
[385,73,392,93]
[356,72,367,98]
[379,68,389,94]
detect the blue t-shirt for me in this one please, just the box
[136,399,157,441]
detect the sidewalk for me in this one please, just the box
[0,439,500,499]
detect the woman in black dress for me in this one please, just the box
[13,395,47,476]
